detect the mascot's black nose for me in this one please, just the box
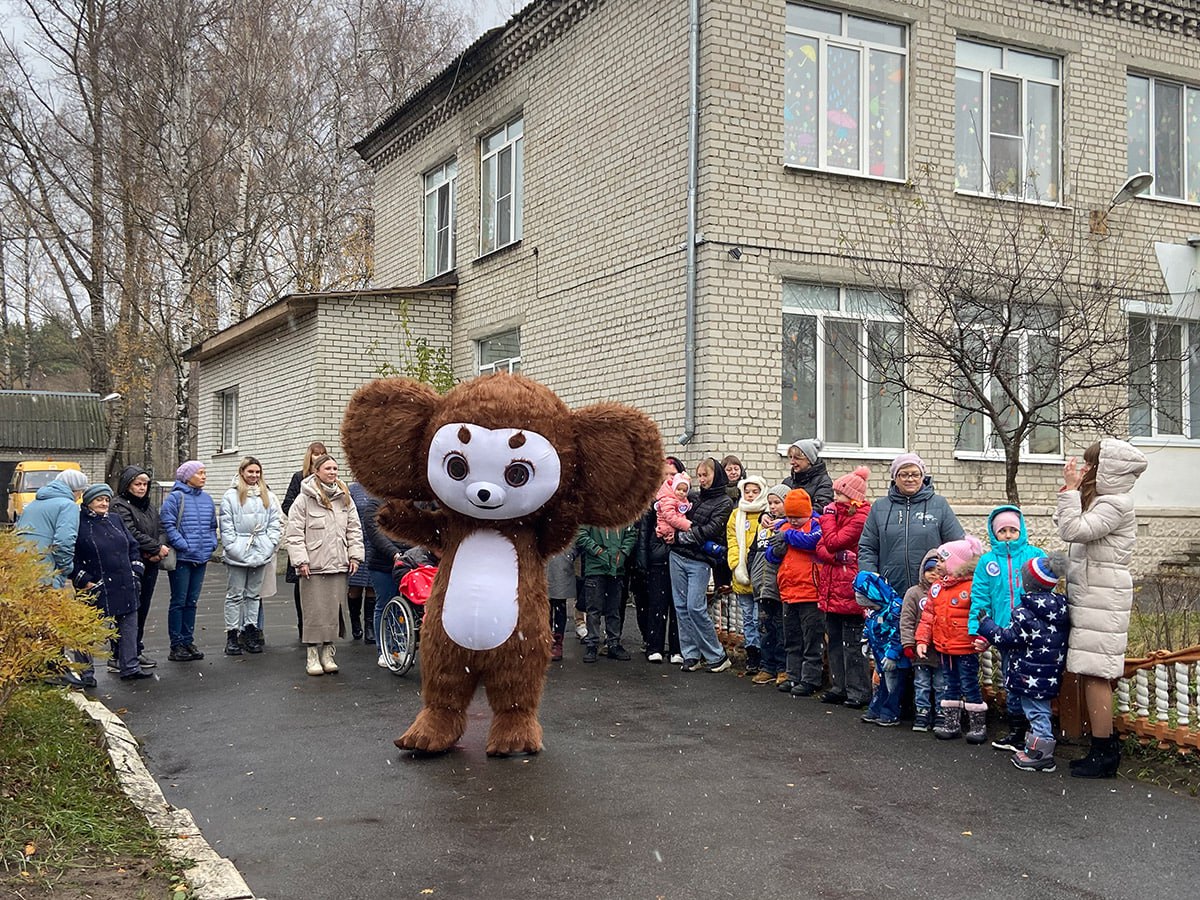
[477,488,491,502]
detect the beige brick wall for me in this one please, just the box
[364,0,1200,567]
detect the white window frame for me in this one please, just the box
[780,283,907,455]
[1126,73,1200,205]
[953,312,1063,462]
[479,117,524,256]
[1128,315,1200,440]
[477,330,521,375]
[783,3,908,181]
[423,159,457,279]
[954,39,1062,203]
[217,387,238,453]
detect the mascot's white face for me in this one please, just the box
[427,423,562,521]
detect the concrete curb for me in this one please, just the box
[67,691,258,900]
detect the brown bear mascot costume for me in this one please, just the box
[342,373,663,756]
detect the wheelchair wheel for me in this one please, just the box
[380,596,417,676]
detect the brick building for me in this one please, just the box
[193,0,1200,569]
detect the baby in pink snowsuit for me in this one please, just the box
[655,473,692,543]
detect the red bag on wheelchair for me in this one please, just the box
[399,565,437,607]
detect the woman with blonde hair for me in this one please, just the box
[282,441,328,641]
[219,457,282,656]
[285,454,364,676]
[1056,438,1147,778]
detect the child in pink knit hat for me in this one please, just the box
[654,472,692,542]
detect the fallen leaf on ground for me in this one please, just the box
[23,842,35,857]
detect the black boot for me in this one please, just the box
[242,624,264,654]
[744,646,761,674]
[349,605,363,641]
[991,715,1027,752]
[224,629,243,656]
[1070,734,1122,779]
[364,623,375,644]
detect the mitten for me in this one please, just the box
[882,657,897,673]
[903,646,915,659]
[702,540,725,558]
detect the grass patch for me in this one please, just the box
[1120,736,1200,797]
[1128,575,1200,657]
[0,685,181,893]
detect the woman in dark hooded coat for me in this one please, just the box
[784,438,834,510]
[668,457,734,672]
[112,466,168,668]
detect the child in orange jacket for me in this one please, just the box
[917,535,985,743]
[767,487,823,695]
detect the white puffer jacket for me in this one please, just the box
[1055,439,1147,679]
[219,482,282,569]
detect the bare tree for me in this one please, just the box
[843,165,1166,503]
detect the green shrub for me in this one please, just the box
[0,532,112,721]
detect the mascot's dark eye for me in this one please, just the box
[445,453,469,481]
[504,461,532,488]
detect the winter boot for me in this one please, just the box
[305,645,323,676]
[912,708,932,732]
[744,646,761,674]
[964,702,989,744]
[991,715,1027,752]
[1012,736,1058,773]
[934,700,963,740]
[224,629,243,656]
[1070,734,1121,779]
[320,642,338,673]
[364,623,376,644]
[245,623,265,653]
[349,606,363,641]
[550,633,564,662]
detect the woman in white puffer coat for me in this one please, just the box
[1055,438,1147,779]
[219,457,282,656]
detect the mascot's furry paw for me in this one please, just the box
[394,709,465,754]
[485,712,543,757]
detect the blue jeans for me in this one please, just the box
[1000,650,1023,718]
[868,666,907,722]
[941,652,982,704]
[669,553,724,663]
[369,568,397,652]
[1020,694,1053,741]
[913,664,947,712]
[736,592,760,649]
[167,562,207,648]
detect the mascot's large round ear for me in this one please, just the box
[342,378,440,500]
[568,403,663,527]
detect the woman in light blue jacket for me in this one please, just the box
[218,457,282,656]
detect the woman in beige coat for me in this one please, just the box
[285,454,364,676]
[1056,438,1147,778]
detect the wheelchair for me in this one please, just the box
[378,565,434,677]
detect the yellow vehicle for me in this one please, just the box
[6,460,83,523]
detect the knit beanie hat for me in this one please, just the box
[1023,552,1065,593]
[889,452,928,479]
[832,466,871,503]
[82,483,113,506]
[783,487,812,518]
[992,510,1021,536]
[56,469,89,492]
[767,483,791,503]
[790,438,823,464]
[937,535,984,576]
[176,460,204,483]
[670,473,691,492]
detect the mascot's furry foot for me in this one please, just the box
[485,711,543,757]
[394,709,466,754]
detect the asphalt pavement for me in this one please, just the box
[97,570,1198,900]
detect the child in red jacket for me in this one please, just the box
[917,535,985,743]
[767,487,823,695]
[815,466,872,708]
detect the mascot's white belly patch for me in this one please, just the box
[442,530,520,651]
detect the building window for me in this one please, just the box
[954,39,1061,201]
[1127,74,1200,203]
[784,3,906,179]
[424,159,457,279]
[217,388,238,452]
[953,303,1061,457]
[782,283,905,450]
[1130,316,1200,438]
[477,330,521,375]
[480,117,523,256]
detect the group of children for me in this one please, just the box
[688,465,1072,775]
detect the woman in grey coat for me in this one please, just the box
[1056,438,1146,779]
[857,452,964,595]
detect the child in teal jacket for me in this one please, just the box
[968,505,1045,752]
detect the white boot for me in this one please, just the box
[320,642,338,673]
[306,645,323,676]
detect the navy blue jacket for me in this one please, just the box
[857,477,964,595]
[160,481,218,564]
[71,509,145,617]
[977,589,1068,701]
